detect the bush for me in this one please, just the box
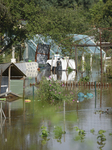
[36,76,76,103]
[79,76,89,82]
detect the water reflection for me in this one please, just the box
[36,69,76,83]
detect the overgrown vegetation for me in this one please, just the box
[36,76,76,103]
[79,76,90,82]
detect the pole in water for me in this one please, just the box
[95,81,96,108]
[33,84,34,115]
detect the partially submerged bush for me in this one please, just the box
[36,77,76,102]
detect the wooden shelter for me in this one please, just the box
[0,63,26,94]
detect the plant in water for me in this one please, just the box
[79,76,89,82]
[40,125,49,137]
[53,126,66,143]
[90,128,95,134]
[36,76,76,103]
[97,130,106,150]
[109,133,112,136]
[98,130,106,135]
[67,66,73,74]
[41,137,50,145]
[74,126,86,142]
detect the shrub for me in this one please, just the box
[40,125,49,137]
[36,76,76,103]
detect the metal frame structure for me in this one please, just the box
[57,28,112,79]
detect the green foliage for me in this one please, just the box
[90,128,95,134]
[74,126,86,142]
[40,125,49,137]
[36,76,76,102]
[0,0,33,53]
[84,63,91,74]
[79,76,89,82]
[109,133,112,136]
[0,55,3,63]
[35,0,99,9]
[98,130,106,135]
[41,137,50,145]
[68,67,73,74]
[0,0,90,56]
[90,0,112,28]
[76,0,99,9]
[1,0,111,58]
[37,76,64,102]
[97,130,106,149]
[53,126,66,143]
[97,134,106,141]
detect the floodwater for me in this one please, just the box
[0,62,112,150]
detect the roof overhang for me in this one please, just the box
[0,63,26,79]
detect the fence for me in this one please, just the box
[30,81,112,90]
[60,81,112,89]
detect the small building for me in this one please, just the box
[0,63,26,94]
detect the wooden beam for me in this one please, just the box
[73,43,112,47]
[8,66,11,92]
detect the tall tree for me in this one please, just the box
[0,0,90,55]
[89,0,112,27]
[0,0,38,54]
[89,0,112,42]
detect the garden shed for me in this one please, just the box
[0,63,26,94]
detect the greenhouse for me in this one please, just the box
[23,34,106,64]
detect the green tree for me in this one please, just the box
[0,0,38,54]
[1,0,91,55]
[89,0,112,27]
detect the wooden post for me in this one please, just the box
[8,103,11,118]
[0,70,2,94]
[8,66,11,92]
[0,103,2,134]
[75,46,77,75]
[100,86,102,108]
[23,76,25,114]
[63,100,65,142]
[9,103,11,125]
[95,81,96,108]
